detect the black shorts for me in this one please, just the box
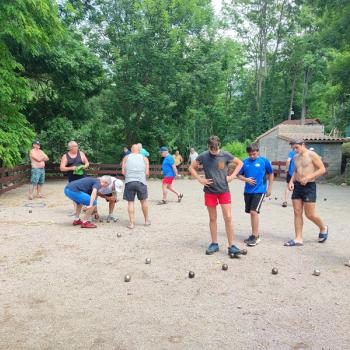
[291,181,316,203]
[244,193,265,213]
[286,174,292,183]
[123,181,148,201]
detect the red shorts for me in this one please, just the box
[163,177,174,185]
[205,192,231,207]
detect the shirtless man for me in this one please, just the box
[29,140,49,199]
[284,140,328,246]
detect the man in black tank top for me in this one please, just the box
[60,141,90,182]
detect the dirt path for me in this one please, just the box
[0,179,350,349]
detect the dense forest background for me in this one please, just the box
[1,0,349,166]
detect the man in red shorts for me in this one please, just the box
[158,146,183,204]
[189,136,243,255]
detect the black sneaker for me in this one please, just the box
[247,235,261,247]
[244,235,254,244]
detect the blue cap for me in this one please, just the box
[159,146,168,152]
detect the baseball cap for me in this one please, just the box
[159,146,168,152]
[32,140,40,145]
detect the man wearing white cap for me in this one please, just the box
[97,177,124,221]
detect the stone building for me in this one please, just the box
[256,119,346,175]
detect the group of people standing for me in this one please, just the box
[28,135,328,254]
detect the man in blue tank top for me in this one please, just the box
[238,143,274,247]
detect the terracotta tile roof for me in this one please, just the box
[279,133,345,143]
[280,118,321,125]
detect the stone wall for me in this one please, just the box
[322,143,342,175]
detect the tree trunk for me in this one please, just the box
[301,67,310,124]
[288,73,297,120]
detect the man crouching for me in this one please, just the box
[64,176,111,228]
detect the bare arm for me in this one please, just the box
[227,157,243,183]
[121,156,128,176]
[41,151,49,161]
[266,172,274,196]
[88,188,98,208]
[301,153,326,184]
[237,174,256,186]
[80,152,89,169]
[144,157,149,177]
[172,163,178,176]
[189,160,213,186]
[60,154,76,172]
[29,150,44,162]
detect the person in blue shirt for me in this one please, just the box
[137,143,150,157]
[282,143,297,207]
[238,143,274,246]
[158,146,183,204]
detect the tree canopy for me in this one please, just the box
[0,0,349,167]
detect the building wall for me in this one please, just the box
[322,143,342,175]
[258,129,279,160]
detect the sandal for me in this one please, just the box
[318,226,329,243]
[157,200,167,205]
[178,194,184,203]
[284,239,303,247]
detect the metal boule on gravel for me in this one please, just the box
[145,258,151,264]
[274,197,278,200]
[117,232,122,238]
[99,218,103,223]
[313,269,321,276]
[29,210,32,213]
[222,264,228,271]
[344,261,350,267]
[229,252,239,259]
[106,220,110,223]
[113,218,118,223]
[124,274,131,282]
[241,249,248,255]
[188,271,195,278]
[324,198,327,201]
[271,267,278,275]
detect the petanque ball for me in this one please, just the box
[117,233,122,238]
[229,252,238,259]
[124,274,131,282]
[222,264,228,271]
[313,269,321,276]
[344,261,350,267]
[241,249,248,255]
[99,219,103,223]
[145,258,151,264]
[188,271,195,278]
[274,197,278,200]
[29,210,32,213]
[106,220,110,223]
[324,198,327,201]
[271,267,278,275]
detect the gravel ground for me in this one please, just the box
[0,179,350,350]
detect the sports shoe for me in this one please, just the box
[282,202,287,207]
[247,235,261,247]
[73,219,83,226]
[206,243,219,255]
[244,234,254,244]
[228,245,241,255]
[81,221,97,228]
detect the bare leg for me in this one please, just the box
[127,201,135,228]
[162,183,168,201]
[207,206,218,243]
[250,210,259,236]
[292,199,304,242]
[167,184,179,197]
[28,184,35,199]
[220,204,234,246]
[37,184,44,197]
[283,184,290,203]
[108,198,116,215]
[83,205,95,222]
[304,203,326,232]
[140,199,150,225]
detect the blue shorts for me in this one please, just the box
[31,168,45,185]
[64,187,97,206]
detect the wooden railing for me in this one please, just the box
[0,161,328,194]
